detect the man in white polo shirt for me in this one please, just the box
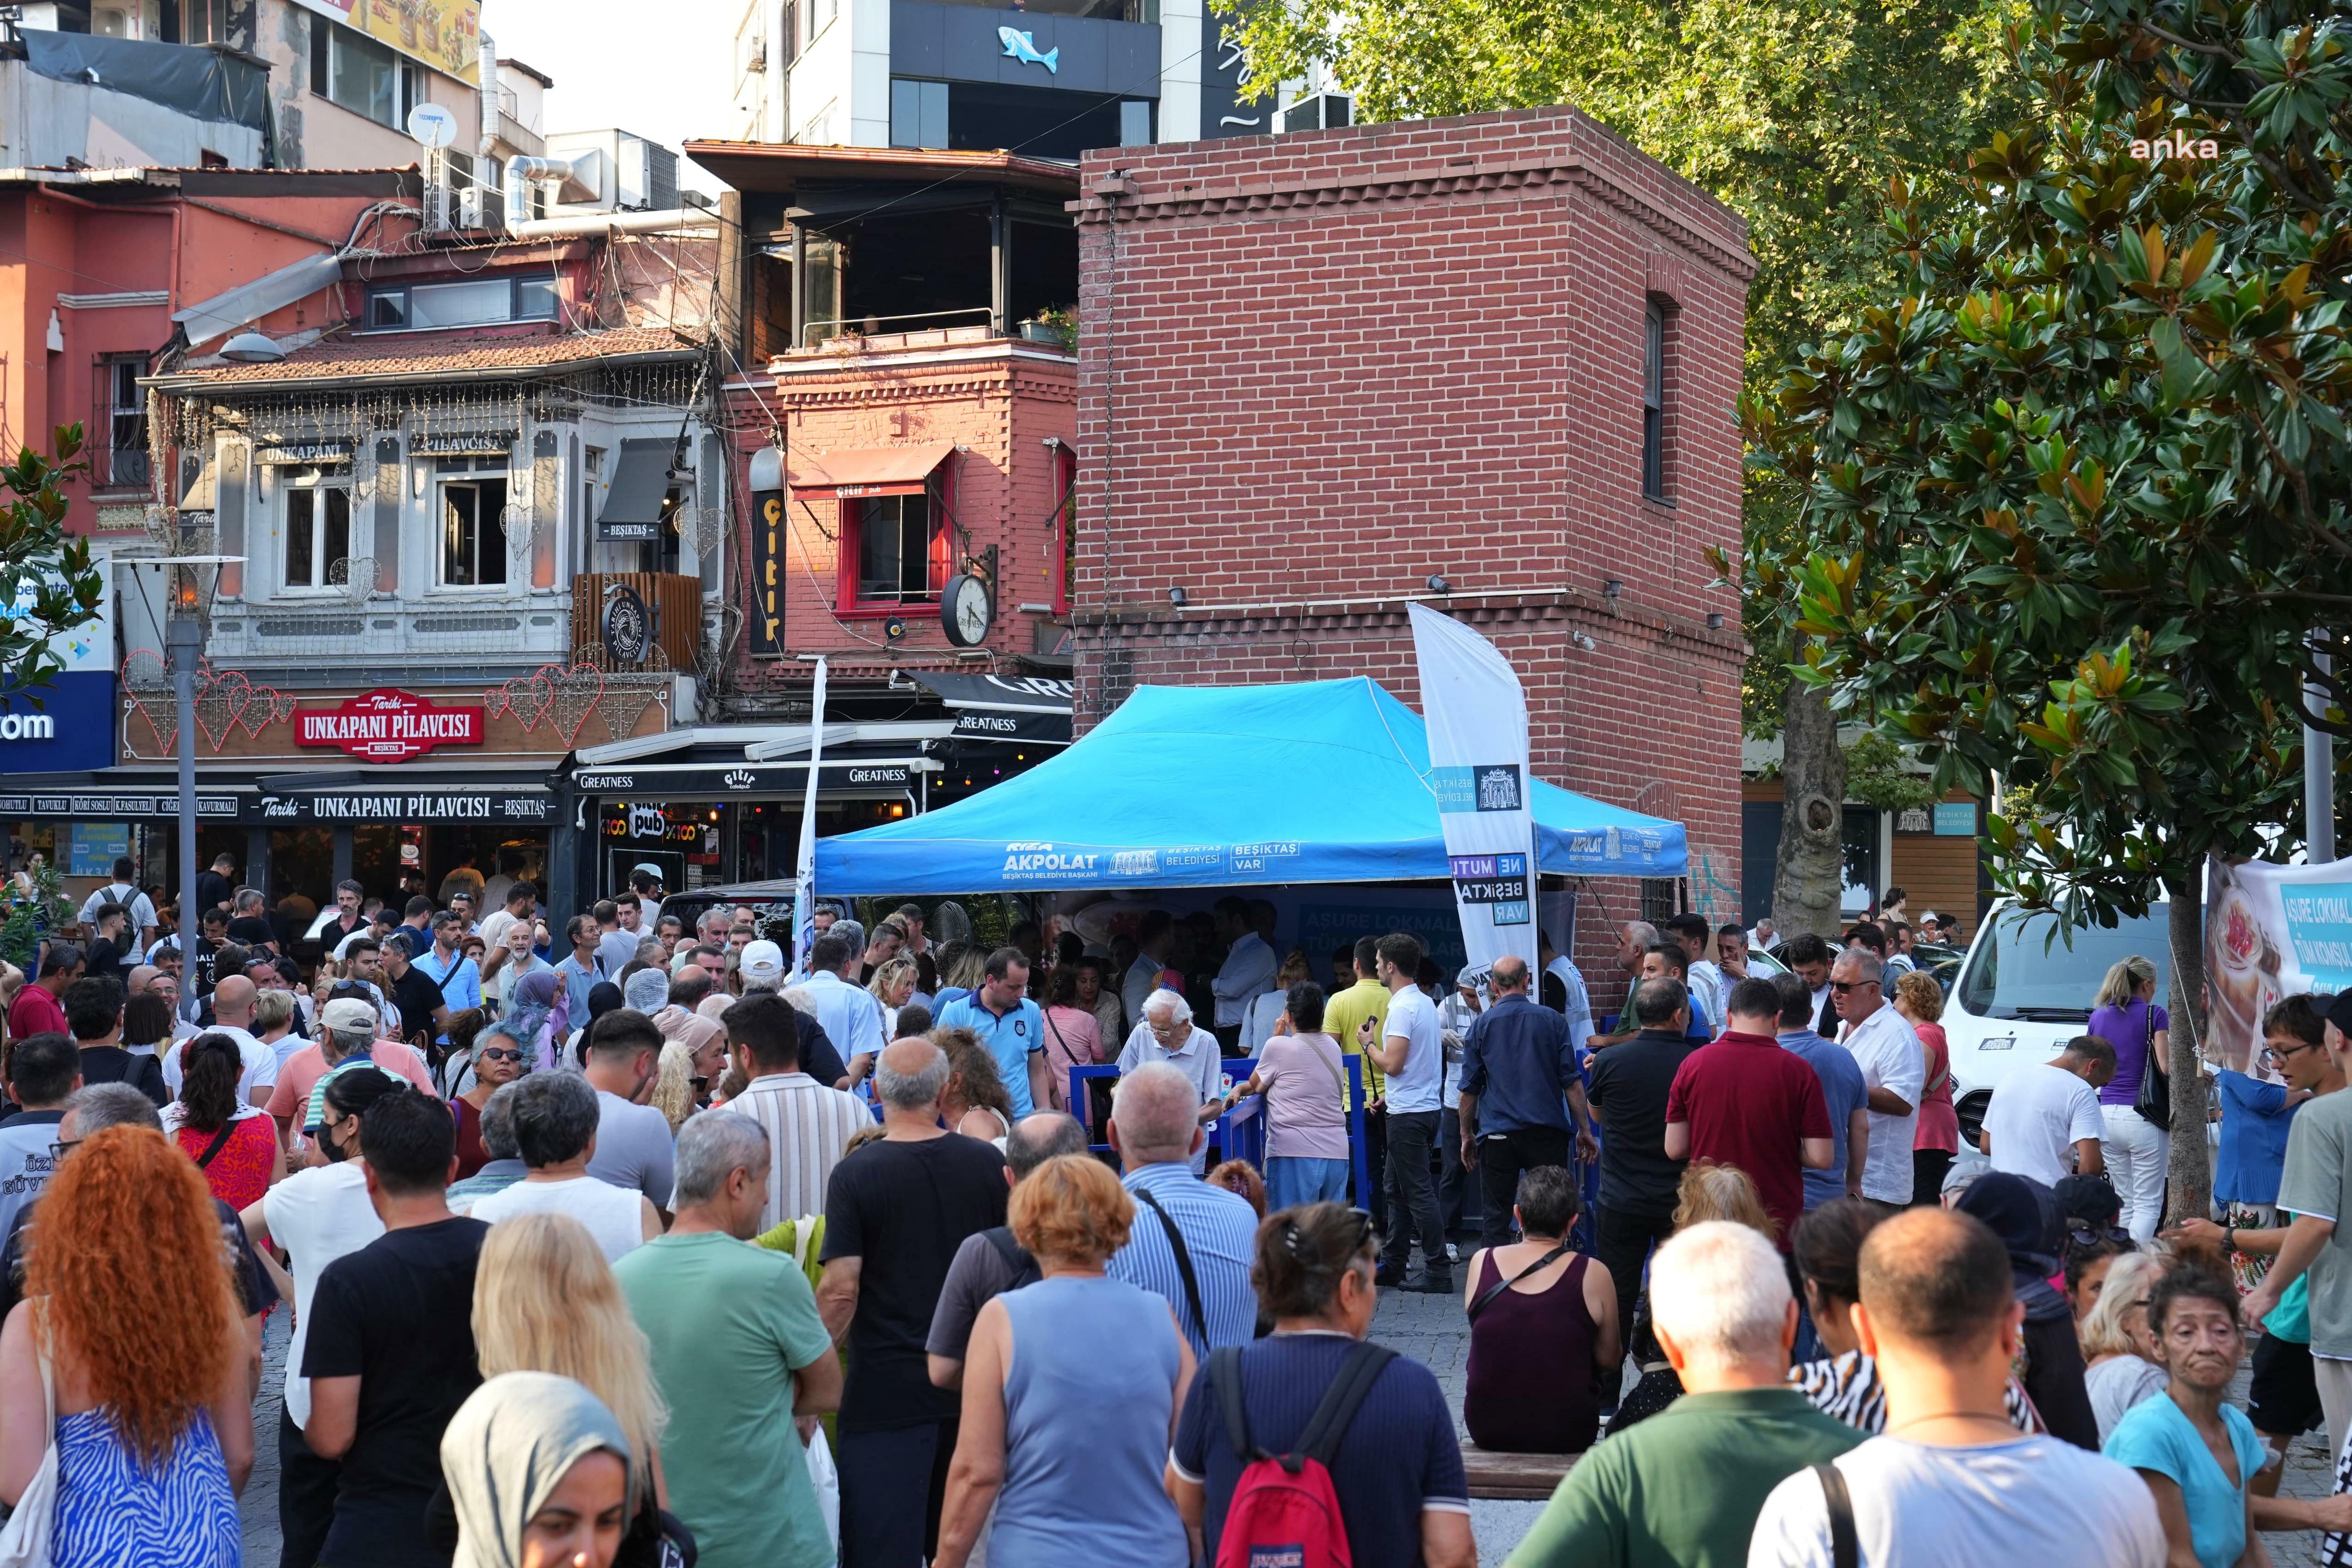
[1367,930,1449,1290]
[1832,947,1925,1205]
[1981,1035,2112,1188]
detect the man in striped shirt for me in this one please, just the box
[721,993,870,1231]
[1105,1060,1259,1360]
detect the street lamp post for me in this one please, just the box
[2311,642,2337,866]
[168,607,201,937]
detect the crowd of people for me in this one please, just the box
[0,858,2344,1568]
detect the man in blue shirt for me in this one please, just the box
[553,914,601,1025]
[937,946,1052,1119]
[1457,955,1599,1250]
[1770,972,1868,1209]
[800,932,887,1087]
[1105,1059,1258,1359]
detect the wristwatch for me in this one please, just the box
[2225,1226,2237,1252]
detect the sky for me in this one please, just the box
[479,0,737,196]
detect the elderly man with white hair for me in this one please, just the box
[1115,988,1225,1170]
[1103,1059,1259,1361]
[1507,1220,1862,1564]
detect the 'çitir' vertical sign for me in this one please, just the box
[748,446,786,658]
[1408,602,1539,978]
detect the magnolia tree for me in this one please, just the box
[0,426,103,699]
[1743,0,2352,1219]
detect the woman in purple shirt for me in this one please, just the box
[2089,955,2170,1243]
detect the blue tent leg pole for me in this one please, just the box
[1349,1057,1368,1211]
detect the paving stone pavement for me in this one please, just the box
[236,1264,2346,1568]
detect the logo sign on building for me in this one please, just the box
[296,689,486,763]
[998,26,1059,73]
[749,487,786,658]
[254,440,356,466]
[602,586,652,665]
[1409,602,1538,975]
[411,429,517,457]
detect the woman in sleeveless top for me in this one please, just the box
[937,1029,1015,1149]
[1460,1165,1617,1454]
[0,1125,249,1567]
[935,1154,1190,1568]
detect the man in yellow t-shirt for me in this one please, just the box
[1321,934,1391,1108]
[1321,934,1391,1228]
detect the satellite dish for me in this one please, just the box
[407,103,458,149]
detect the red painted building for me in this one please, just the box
[1067,107,1755,948]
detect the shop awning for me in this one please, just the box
[599,439,676,534]
[911,671,1073,746]
[789,442,955,500]
[571,739,941,801]
[813,677,1689,894]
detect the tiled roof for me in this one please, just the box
[156,324,698,388]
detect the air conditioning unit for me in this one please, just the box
[544,129,680,212]
[1275,93,1352,133]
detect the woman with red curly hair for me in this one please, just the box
[0,1123,251,1564]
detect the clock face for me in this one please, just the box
[955,578,991,642]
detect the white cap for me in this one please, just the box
[741,939,785,984]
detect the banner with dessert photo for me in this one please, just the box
[2204,854,2352,1075]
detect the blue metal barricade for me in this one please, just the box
[1070,1055,1370,1207]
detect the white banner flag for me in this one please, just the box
[1408,603,1539,979]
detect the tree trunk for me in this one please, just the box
[1772,682,1849,939]
[2165,877,2211,1228]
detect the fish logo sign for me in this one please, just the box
[998,25,1058,73]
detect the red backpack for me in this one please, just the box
[1209,1341,1396,1568]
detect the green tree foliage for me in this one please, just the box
[1742,0,2352,932]
[0,425,103,701]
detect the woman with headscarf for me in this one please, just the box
[439,1371,632,1568]
[500,968,562,1076]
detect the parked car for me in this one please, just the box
[1942,899,2176,1149]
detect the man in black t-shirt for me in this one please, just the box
[226,888,279,957]
[302,1088,486,1568]
[819,1037,1008,1568]
[83,902,136,985]
[195,852,236,919]
[381,933,451,1058]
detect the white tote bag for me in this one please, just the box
[0,1324,58,1568]
[804,1424,840,1555]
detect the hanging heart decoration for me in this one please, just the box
[193,668,251,750]
[488,668,555,733]
[238,685,298,739]
[121,648,176,755]
[543,662,606,747]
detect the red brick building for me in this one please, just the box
[1065,107,1755,944]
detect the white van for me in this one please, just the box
[1944,897,2175,1150]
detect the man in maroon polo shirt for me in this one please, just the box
[1663,975,1835,1247]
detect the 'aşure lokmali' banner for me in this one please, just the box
[1408,603,1539,981]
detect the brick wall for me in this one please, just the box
[1068,107,1755,967]
[720,343,1078,700]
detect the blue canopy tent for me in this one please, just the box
[813,677,1687,893]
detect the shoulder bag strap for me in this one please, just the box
[1208,1344,1255,1462]
[1306,1034,1347,1099]
[1133,1186,1209,1349]
[1296,1341,1398,1465]
[192,1117,240,1170]
[1467,1241,1576,1323]
[1814,1460,1858,1568]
